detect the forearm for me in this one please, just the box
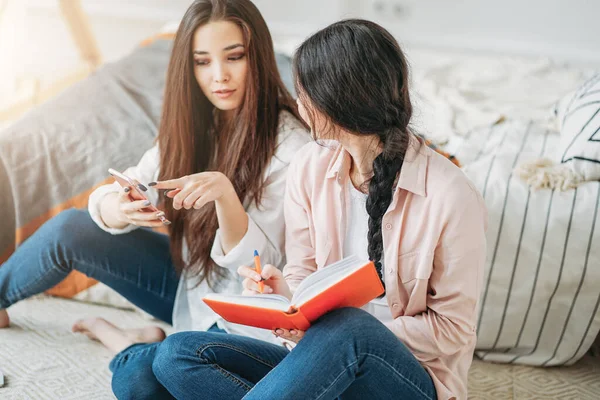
[215,189,248,254]
[99,193,128,229]
[385,311,475,362]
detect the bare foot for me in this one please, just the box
[72,317,166,354]
[0,309,8,328]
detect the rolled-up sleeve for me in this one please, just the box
[385,188,487,362]
[211,210,283,271]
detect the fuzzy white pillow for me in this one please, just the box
[554,73,600,181]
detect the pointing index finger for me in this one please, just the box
[148,177,187,190]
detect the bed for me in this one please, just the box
[1,30,599,399]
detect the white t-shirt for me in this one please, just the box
[343,181,393,325]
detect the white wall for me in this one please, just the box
[2,0,597,105]
[254,0,600,65]
[18,0,600,65]
[357,0,600,65]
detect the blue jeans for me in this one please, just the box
[110,324,227,400]
[0,209,181,399]
[0,209,179,323]
[153,308,437,400]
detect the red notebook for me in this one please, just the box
[203,255,385,331]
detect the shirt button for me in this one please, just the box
[392,303,399,309]
[388,268,394,275]
[337,176,342,182]
[385,223,392,230]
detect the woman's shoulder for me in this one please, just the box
[424,144,483,209]
[276,110,308,142]
[272,110,311,164]
[288,140,339,180]
[277,109,307,133]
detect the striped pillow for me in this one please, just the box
[555,73,600,181]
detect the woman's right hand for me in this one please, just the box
[238,264,293,300]
[115,186,165,227]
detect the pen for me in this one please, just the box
[253,250,264,294]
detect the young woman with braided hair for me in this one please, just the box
[152,19,487,400]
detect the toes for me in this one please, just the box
[137,326,167,343]
[71,321,85,332]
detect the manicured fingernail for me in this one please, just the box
[148,182,157,187]
[156,211,165,217]
[275,329,283,335]
[143,201,151,206]
[137,183,148,192]
[123,187,130,193]
[164,190,172,197]
[290,330,297,335]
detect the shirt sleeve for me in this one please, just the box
[88,145,160,235]
[281,151,318,292]
[210,126,310,272]
[385,188,487,363]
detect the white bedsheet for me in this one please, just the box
[408,49,596,141]
[273,36,597,141]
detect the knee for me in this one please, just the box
[111,361,160,400]
[41,209,104,257]
[111,376,145,400]
[48,209,94,243]
[152,332,208,386]
[311,307,384,343]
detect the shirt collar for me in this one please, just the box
[325,134,428,197]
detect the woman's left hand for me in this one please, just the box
[273,328,305,343]
[150,172,235,210]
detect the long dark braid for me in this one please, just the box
[366,134,406,290]
[293,19,414,292]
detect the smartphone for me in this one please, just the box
[108,168,170,225]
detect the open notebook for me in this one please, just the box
[203,255,385,330]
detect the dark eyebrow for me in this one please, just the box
[193,43,244,55]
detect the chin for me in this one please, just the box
[213,99,242,112]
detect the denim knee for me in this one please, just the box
[317,307,380,329]
[112,372,152,400]
[153,332,205,386]
[111,354,161,399]
[310,307,386,345]
[45,208,95,248]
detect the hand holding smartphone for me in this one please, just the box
[108,168,171,225]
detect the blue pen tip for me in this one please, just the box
[254,250,259,257]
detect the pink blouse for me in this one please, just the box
[283,135,488,400]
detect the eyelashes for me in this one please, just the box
[194,53,246,66]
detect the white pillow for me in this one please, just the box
[555,73,600,181]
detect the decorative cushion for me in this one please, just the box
[555,73,600,181]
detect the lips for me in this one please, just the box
[213,89,236,99]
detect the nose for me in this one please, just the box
[213,62,229,83]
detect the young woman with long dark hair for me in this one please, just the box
[153,19,487,400]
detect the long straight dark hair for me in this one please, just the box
[293,19,414,291]
[158,0,300,287]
